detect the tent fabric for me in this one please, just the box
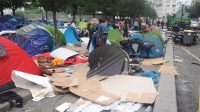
[22,28,54,56]
[43,25,66,45]
[0,37,41,86]
[64,26,80,44]
[12,28,54,56]
[78,22,87,29]
[143,31,164,46]
[16,24,48,35]
[108,29,123,46]
[0,22,14,32]
[139,37,164,58]
[0,44,7,57]
[87,46,129,78]
[128,35,144,40]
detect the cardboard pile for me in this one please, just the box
[142,57,167,66]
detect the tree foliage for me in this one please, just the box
[189,2,200,18]
[6,0,25,15]
[0,0,8,17]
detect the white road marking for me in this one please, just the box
[182,47,200,62]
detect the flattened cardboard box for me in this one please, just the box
[100,75,158,104]
[70,76,119,106]
[142,57,167,66]
[159,65,178,75]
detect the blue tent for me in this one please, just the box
[139,37,165,58]
[11,28,54,56]
[64,26,80,44]
[128,35,144,40]
[0,22,14,31]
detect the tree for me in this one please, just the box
[0,0,8,17]
[6,0,24,15]
[38,0,69,47]
[189,2,200,18]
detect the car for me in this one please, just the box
[190,21,200,29]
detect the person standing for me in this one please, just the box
[123,20,128,37]
[95,18,109,48]
[157,19,160,27]
[161,20,164,29]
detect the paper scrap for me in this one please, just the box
[56,102,71,112]
[96,96,110,102]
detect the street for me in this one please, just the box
[175,43,200,112]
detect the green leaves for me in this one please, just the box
[189,2,200,18]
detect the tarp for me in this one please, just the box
[87,46,129,78]
[143,31,164,46]
[0,37,41,86]
[43,25,66,45]
[108,29,123,46]
[64,26,80,44]
[78,22,87,29]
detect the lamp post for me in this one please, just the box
[180,4,184,23]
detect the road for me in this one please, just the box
[174,43,200,112]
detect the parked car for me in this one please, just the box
[190,21,200,29]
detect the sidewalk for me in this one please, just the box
[0,40,178,112]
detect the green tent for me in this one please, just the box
[143,31,164,46]
[43,25,66,45]
[108,29,123,46]
[78,22,87,29]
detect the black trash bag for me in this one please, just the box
[0,91,23,108]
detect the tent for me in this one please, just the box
[0,22,14,32]
[87,46,129,78]
[0,37,41,87]
[43,25,66,45]
[64,26,81,44]
[123,35,164,58]
[108,29,123,46]
[16,24,48,35]
[139,37,164,58]
[143,31,164,46]
[12,28,55,56]
[78,22,87,29]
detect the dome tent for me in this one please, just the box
[0,37,41,88]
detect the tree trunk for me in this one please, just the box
[93,11,95,18]
[12,9,16,16]
[53,10,58,47]
[0,8,3,17]
[72,13,76,22]
[46,11,48,21]
[113,16,115,23]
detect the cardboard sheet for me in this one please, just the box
[100,75,158,104]
[142,57,167,66]
[12,70,55,101]
[70,78,119,106]
[159,65,178,75]
[50,48,78,60]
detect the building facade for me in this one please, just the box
[149,0,192,18]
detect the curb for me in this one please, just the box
[153,39,177,112]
